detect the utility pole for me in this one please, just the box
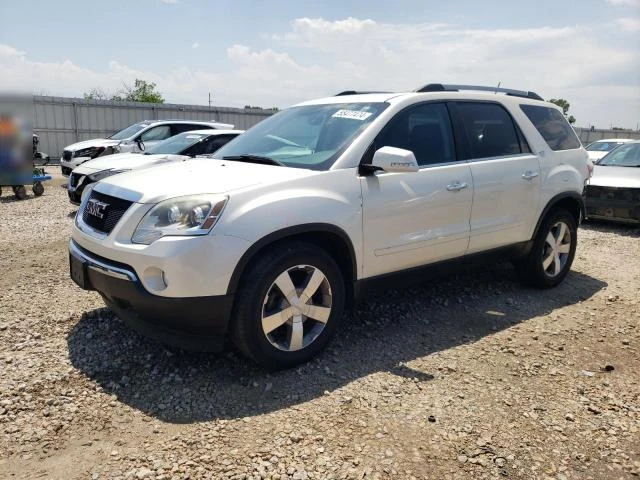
[208,93,212,110]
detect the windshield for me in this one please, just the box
[109,122,149,140]
[598,143,640,167]
[145,132,209,155]
[212,102,388,170]
[586,141,625,152]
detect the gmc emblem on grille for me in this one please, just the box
[86,199,108,219]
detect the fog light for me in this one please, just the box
[143,267,168,292]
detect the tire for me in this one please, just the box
[33,181,44,196]
[231,241,345,369]
[15,185,27,200]
[516,209,577,288]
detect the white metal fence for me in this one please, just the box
[574,127,640,145]
[33,96,276,158]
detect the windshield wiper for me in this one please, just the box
[222,154,285,166]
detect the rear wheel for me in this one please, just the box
[516,209,577,288]
[231,242,345,369]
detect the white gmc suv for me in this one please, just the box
[69,84,591,369]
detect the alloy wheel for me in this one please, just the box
[261,265,332,352]
[541,221,572,277]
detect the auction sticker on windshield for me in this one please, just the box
[332,109,373,121]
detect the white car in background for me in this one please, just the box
[60,119,234,176]
[585,138,635,163]
[66,129,243,205]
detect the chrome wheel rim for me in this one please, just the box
[542,221,572,277]
[261,265,332,352]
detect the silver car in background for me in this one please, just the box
[585,141,640,224]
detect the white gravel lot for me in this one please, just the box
[0,168,639,480]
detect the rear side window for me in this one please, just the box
[454,102,522,159]
[520,105,581,151]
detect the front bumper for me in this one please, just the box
[585,185,640,224]
[69,239,234,351]
[61,157,91,176]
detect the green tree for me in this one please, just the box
[112,79,165,103]
[548,98,576,124]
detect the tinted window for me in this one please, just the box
[376,103,455,166]
[144,132,209,155]
[172,124,208,135]
[455,102,522,159]
[190,135,238,155]
[520,105,581,151]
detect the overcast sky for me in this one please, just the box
[1,0,639,129]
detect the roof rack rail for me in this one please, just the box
[335,90,391,96]
[414,83,543,101]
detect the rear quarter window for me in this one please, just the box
[520,105,581,151]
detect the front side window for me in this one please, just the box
[140,125,172,142]
[520,104,581,151]
[375,102,456,166]
[212,102,388,170]
[455,102,522,159]
[598,143,640,167]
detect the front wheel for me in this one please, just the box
[231,242,345,369]
[516,209,577,288]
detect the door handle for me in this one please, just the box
[446,181,469,192]
[522,171,539,180]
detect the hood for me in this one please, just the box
[587,151,608,162]
[94,158,317,203]
[589,165,640,188]
[73,153,187,174]
[64,138,121,152]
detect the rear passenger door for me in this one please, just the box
[449,101,541,253]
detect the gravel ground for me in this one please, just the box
[0,169,639,480]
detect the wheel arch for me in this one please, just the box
[532,191,584,240]
[227,223,359,307]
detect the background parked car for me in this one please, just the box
[585,140,640,224]
[67,129,243,205]
[585,138,635,163]
[60,119,234,176]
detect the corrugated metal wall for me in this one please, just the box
[574,127,640,145]
[33,96,276,158]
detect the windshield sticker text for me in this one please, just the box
[332,110,373,121]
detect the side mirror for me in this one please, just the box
[360,146,419,175]
[136,138,145,151]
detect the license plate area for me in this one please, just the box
[69,253,91,290]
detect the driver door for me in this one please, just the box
[136,125,173,151]
[361,102,473,278]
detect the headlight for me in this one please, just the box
[80,182,95,204]
[76,146,106,158]
[131,195,228,245]
[87,169,128,182]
